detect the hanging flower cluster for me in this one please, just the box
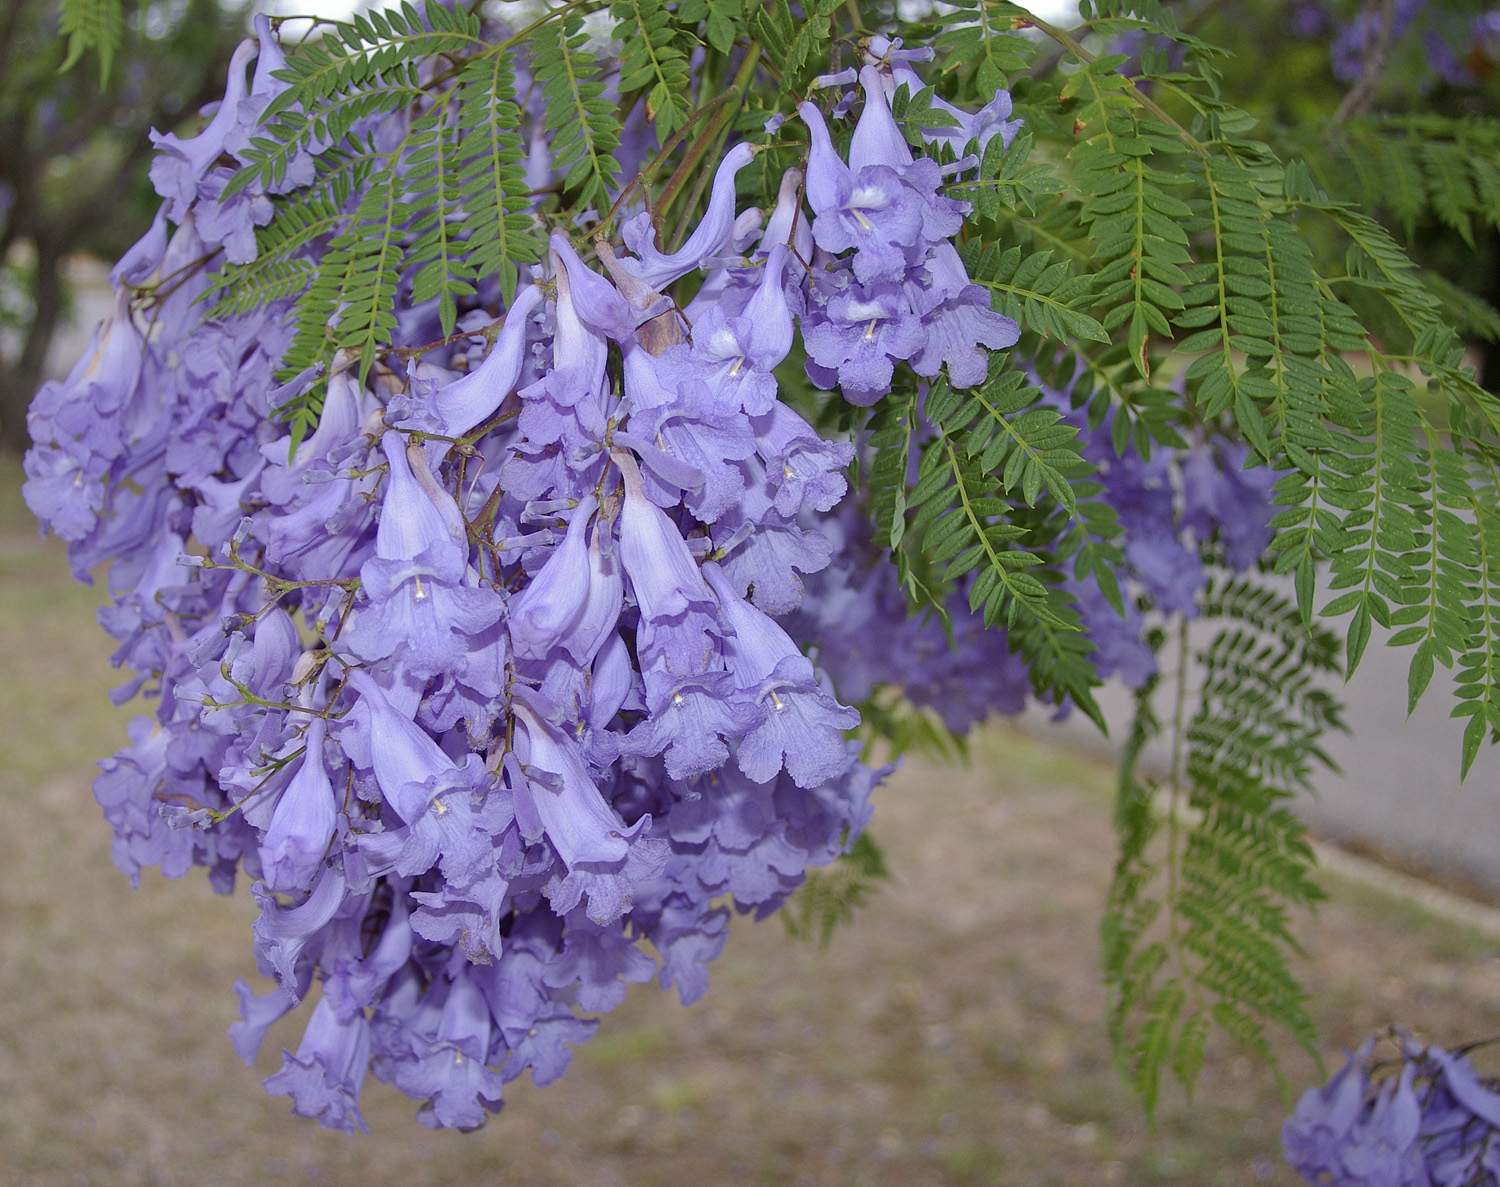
[21,13,1294,1134]
[19,20,1028,1132]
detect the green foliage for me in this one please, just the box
[611,0,697,140]
[884,0,1500,1099]
[531,14,623,213]
[453,52,540,308]
[229,2,485,198]
[1103,578,1340,1113]
[751,0,841,92]
[934,0,1036,95]
[677,0,744,55]
[213,1,546,422]
[58,0,123,83]
[1064,57,1191,383]
[1305,116,1500,252]
[783,832,893,947]
[963,240,1108,346]
[890,368,1117,724]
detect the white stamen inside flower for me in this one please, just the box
[845,297,886,321]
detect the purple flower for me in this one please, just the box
[849,65,916,173]
[804,278,925,403]
[1282,1038,1376,1180]
[346,436,502,676]
[259,361,372,501]
[379,967,506,1131]
[324,887,415,1019]
[409,870,511,963]
[259,718,339,894]
[659,246,795,417]
[752,402,854,517]
[533,241,611,410]
[412,285,544,437]
[194,166,274,263]
[908,281,1020,388]
[109,206,170,288]
[513,694,650,870]
[710,497,834,615]
[224,15,317,192]
[614,449,715,621]
[264,995,373,1134]
[541,913,657,1012]
[35,47,1026,1132]
[573,526,627,667]
[867,45,1023,159]
[1338,1063,1426,1185]
[1067,573,1156,689]
[251,865,349,998]
[706,562,860,787]
[550,232,635,340]
[1180,438,1276,571]
[622,667,762,781]
[509,496,598,659]
[625,380,757,523]
[227,978,299,1065]
[340,670,463,822]
[149,40,259,222]
[619,143,756,288]
[759,167,814,264]
[1429,1047,1500,1127]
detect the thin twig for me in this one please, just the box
[1333,0,1399,124]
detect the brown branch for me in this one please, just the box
[1334,0,1399,124]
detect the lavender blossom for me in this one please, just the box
[149,39,259,222]
[264,996,373,1134]
[259,718,339,893]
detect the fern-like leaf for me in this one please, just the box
[58,0,124,84]
[611,0,697,141]
[453,53,542,305]
[1103,579,1340,1112]
[531,15,623,212]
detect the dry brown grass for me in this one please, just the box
[5,457,1500,1187]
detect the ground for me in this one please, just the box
[4,460,1500,1187]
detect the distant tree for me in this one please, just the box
[0,0,246,454]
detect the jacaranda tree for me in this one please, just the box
[23,0,1500,1177]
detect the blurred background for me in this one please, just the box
[6,0,1500,1183]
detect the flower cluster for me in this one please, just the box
[1062,399,1279,690]
[795,45,1022,406]
[1283,1032,1500,1185]
[22,9,1296,1133]
[17,23,1075,1133]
